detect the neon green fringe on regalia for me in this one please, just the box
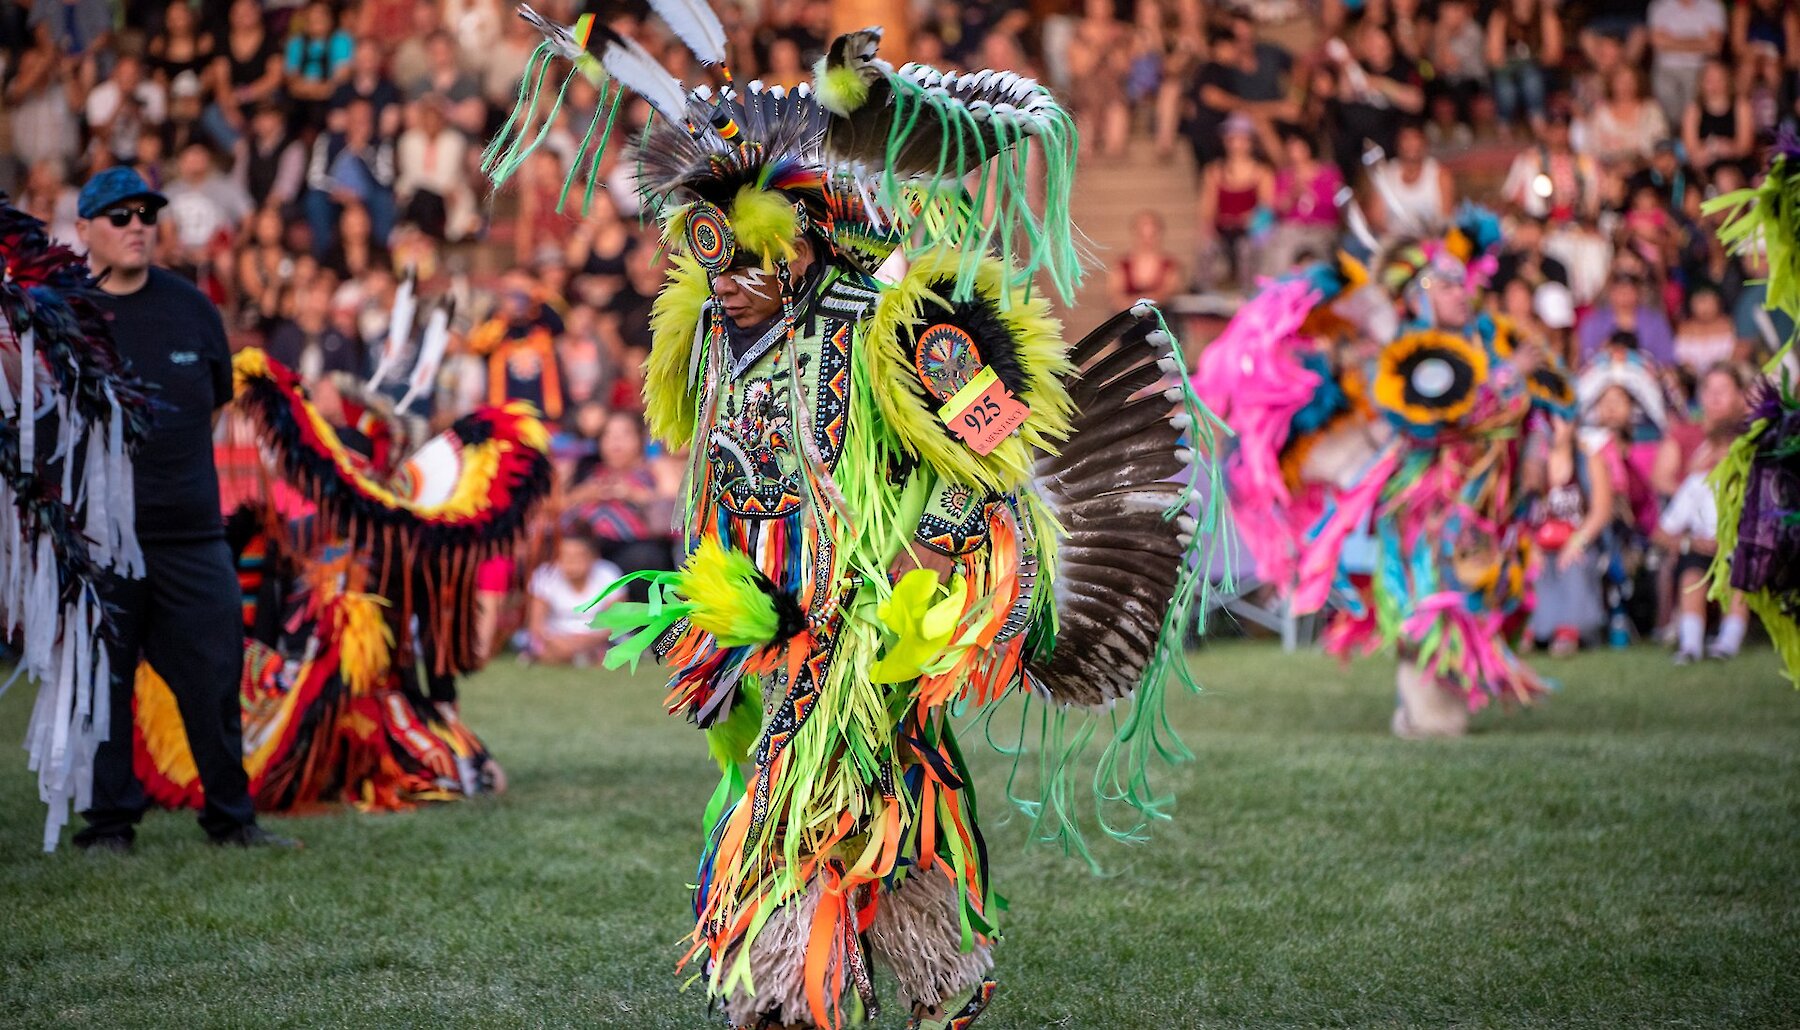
[485,7,1232,1028]
[1703,144,1800,685]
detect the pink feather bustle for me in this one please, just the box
[1193,277,1326,588]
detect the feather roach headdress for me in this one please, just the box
[635,82,835,272]
[484,5,1083,301]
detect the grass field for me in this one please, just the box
[2,642,1796,1028]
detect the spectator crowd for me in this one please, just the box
[3,0,1795,664]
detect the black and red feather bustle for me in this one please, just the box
[228,348,553,675]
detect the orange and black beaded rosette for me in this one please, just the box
[684,202,736,273]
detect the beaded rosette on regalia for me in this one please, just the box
[484,8,1232,1028]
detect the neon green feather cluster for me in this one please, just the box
[813,61,871,116]
[728,185,803,266]
[586,541,782,669]
[1705,152,1800,329]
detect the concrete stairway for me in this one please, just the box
[1061,138,1201,333]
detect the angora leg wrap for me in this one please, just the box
[719,876,846,1028]
[867,868,994,1010]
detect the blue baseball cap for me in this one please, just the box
[77,167,168,220]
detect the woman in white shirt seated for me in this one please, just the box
[526,528,623,666]
[1651,363,1752,664]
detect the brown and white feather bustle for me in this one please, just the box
[1028,305,1199,708]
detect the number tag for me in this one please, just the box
[938,366,1030,456]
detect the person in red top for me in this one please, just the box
[1109,209,1183,309]
[1196,114,1274,290]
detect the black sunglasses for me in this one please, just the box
[102,204,159,228]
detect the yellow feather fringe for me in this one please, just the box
[646,257,716,448]
[677,538,779,647]
[334,591,395,697]
[134,664,199,789]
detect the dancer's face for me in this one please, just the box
[712,263,783,327]
[1425,277,1470,329]
[712,239,813,328]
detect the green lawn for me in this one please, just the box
[2,642,1796,1028]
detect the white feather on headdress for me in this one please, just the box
[645,0,728,66]
[600,33,693,125]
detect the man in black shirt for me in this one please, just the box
[70,167,295,852]
[1183,30,1246,169]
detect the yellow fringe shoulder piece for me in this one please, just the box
[647,256,716,448]
[863,248,1075,494]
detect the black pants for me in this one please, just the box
[78,539,256,841]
